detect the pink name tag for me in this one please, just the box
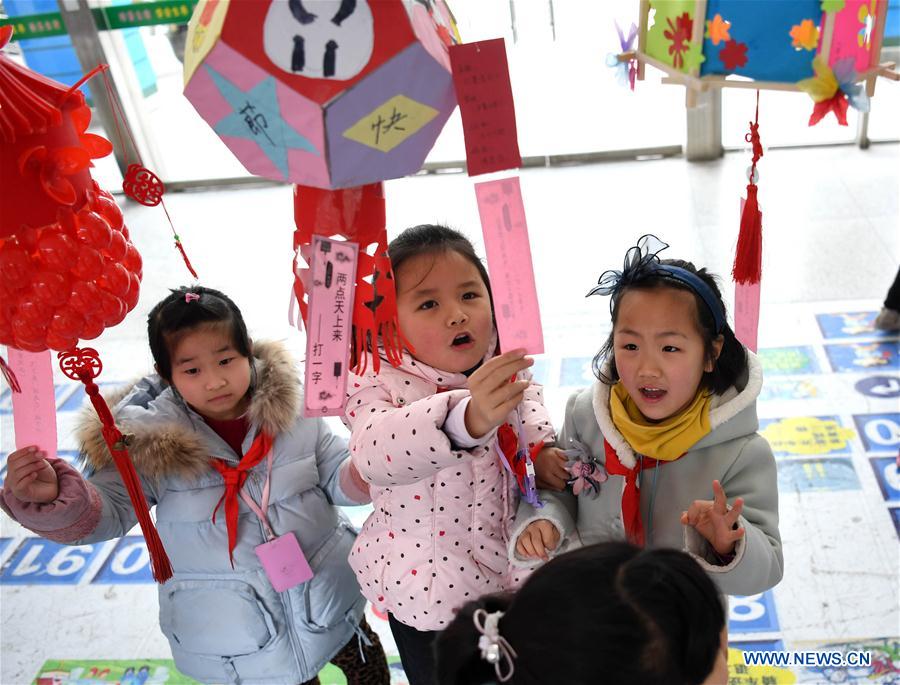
[255,533,313,592]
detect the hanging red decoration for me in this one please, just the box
[122,163,165,207]
[1,29,173,584]
[733,91,764,285]
[292,183,409,375]
[0,30,141,353]
[58,347,173,583]
[97,69,196,278]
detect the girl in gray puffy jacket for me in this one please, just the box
[1,286,390,685]
[512,236,783,598]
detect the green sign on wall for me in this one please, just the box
[0,1,199,41]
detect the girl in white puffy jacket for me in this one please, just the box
[344,225,559,685]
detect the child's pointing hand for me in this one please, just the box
[680,479,745,558]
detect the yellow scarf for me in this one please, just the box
[610,383,712,461]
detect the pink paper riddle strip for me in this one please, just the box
[303,237,359,417]
[474,176,544,355]
[9,348,58,458]
[734,281,761,353]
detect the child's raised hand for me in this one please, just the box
[534,446,569,491]
[465,349,533,439]
[515,520,560,561]
[680,480,745,558]
[5,446,59,503]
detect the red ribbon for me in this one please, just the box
[602,440,685,547]
[809,91,849,127]
[210,431,274,567]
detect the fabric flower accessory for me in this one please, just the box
[798,56,870,127]
[587,233,726,332]
[605,21,638,90]
[587,233,670,303]
[561,439,608,498]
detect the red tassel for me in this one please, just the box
[733,90,764,285]
[0,355,22,393]
[733,184,763,285]
[174,236,198,279]
[58,348,172,583]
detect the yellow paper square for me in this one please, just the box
[343,95,438,153]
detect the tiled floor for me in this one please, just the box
[2,143,899,684]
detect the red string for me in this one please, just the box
[100,68,131,168]
[62,64,107,101]
[100,68,198,280]
[746,91,763,180]
[0,355,22,393]
[161,200,198,279]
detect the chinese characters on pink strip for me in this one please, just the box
[303,237,359,417]
[475,177,544,355]
[449,38,522,177]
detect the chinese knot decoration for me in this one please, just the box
[58,347,173,583]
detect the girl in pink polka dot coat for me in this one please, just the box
[343,225,558,684]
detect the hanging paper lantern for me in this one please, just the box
[623,0,897,118]
[292,182,409,375]
[0,27,142,353]
[182,0,459,189]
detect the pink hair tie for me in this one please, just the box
[185,293,200,303]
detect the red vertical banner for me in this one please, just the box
[449,38,522,176]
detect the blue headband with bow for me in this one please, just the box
[587,234,726,333]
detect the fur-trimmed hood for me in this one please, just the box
[77,340,300,482]
[590,350,764,469]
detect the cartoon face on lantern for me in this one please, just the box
[262,0,375,80]
[183,0,459,189]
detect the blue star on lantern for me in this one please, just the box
[206,65,319,179]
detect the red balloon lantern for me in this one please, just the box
[0,27,142,352]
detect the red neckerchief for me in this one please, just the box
[603,439,685,547]
[210,431,273,567]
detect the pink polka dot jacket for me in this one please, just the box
[343,350,556,630]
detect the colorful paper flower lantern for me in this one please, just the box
[182,0,459,189]
[624,0,898,122]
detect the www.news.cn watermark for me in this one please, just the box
[742,650,872,668]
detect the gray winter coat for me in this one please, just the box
[510,352,783,596]
[0,341,368,684]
